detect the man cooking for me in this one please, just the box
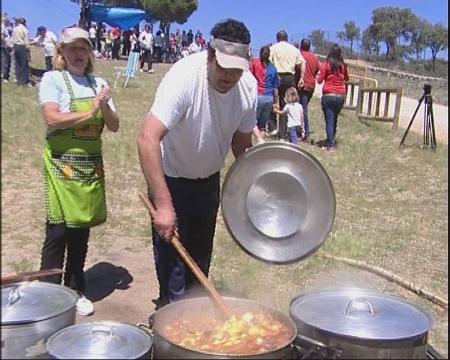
[137,18,257,310]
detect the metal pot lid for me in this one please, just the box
[290,288,432,341]
[1,281,78,325]
[46,321,152,359]
[221,142,335,264]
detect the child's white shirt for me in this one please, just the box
[281,102,304,128]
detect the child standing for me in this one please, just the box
[104,30,113,60]
[273,87,304,144]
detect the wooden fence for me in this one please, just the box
[356,87,403,131]
[343,81,403,131]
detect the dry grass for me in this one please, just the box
[2,48,448,356]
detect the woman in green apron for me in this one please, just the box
[38,27,119,316]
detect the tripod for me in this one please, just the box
[399,85,436,149]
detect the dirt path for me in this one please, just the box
[398,97,448,144]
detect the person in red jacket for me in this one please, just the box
[316,44,349,151]
[297,38,320,141]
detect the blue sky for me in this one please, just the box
[3,0,448,58]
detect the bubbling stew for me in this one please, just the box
[163,311,292,355]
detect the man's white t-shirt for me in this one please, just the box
[34,31,57,57]
[150,51,257,179]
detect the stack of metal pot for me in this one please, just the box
[1,281,78,359]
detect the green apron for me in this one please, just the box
[43,70,106,228]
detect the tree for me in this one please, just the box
[337,20,360,53]
[371,6,415,60]
[141,0,197,45]
[408,18,430,61]
[361,24,380,57]
[425,23,448,72]
[310,29,325,52]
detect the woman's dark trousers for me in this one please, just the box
[40,223,90,293]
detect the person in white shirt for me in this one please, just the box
[188,35,202,54]
[31,26,57,71]
[88,23,96,48]
[1,15,13,81]
[137,18,257,310]
[273,87,304,144]
[11,16,30,86]
[138,24,154,73]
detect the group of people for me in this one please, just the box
[1,14,60,85]
[88,22,207,65]
[250,31,349,150]
[8,16,348,316]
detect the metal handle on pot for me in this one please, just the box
[345,297,375,316]
[293,334,342,359]
[89,326,114,337]
[7,285,22,306]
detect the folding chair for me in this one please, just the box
[113,51,140,88]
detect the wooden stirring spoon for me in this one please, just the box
[139,193,232,318]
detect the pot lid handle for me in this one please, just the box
[7,285,22,307]
[345,297,375,316]
[89,325,114,337]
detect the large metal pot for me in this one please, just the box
[289,288,432,359]
[1,281,78,359]
[46,321,152,359]
[151,296,297,359]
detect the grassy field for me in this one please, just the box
[2,49,448,355]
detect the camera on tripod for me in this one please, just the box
[399,83,436,149]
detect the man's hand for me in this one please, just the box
[153,202,177,241]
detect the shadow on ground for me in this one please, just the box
[84,261,133,302]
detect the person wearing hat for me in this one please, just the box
[1,15,13,82]
[137,18,257,310]
[31,25,57,71]
[38,26,119,316]
[11,16,30,86]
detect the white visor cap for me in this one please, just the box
[60,26,92,48]
[210,37,250,71]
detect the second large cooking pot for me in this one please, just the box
[1,281,78,359]
[290,288,433,359]
[151,296,297,359]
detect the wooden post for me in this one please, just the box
[392,87,403,131]
[356,87,364,122]
[375,91,381,117]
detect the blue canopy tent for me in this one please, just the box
[89,4,152,29]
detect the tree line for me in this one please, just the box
[75,2,447,73]
[310,7,447,73]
